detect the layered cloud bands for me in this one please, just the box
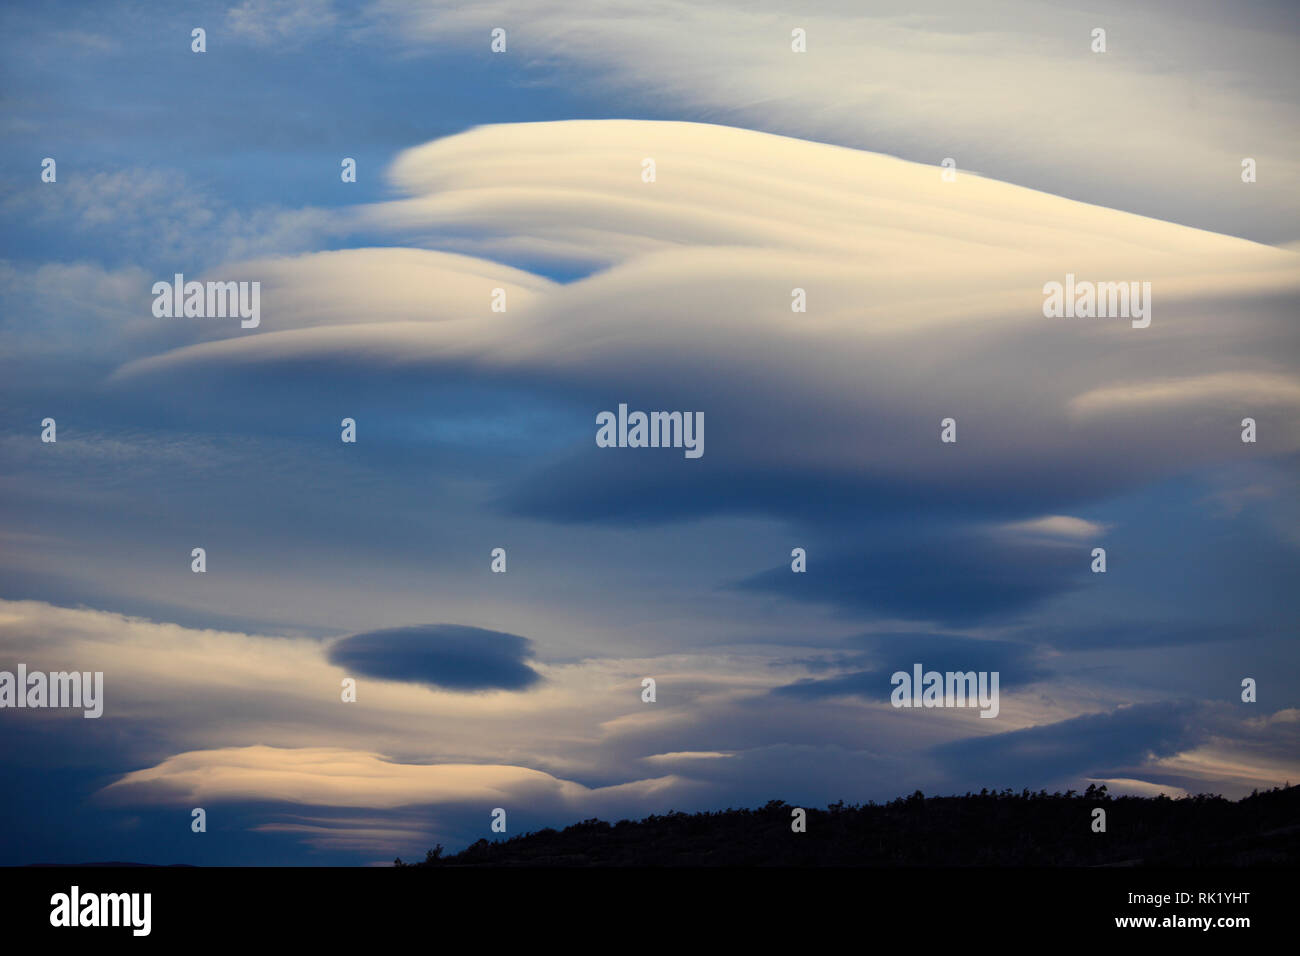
[5,120,1299,862]
[3,598,1294,862]
[114,120,1300,531]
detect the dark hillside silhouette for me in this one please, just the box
[397,784,1300,866]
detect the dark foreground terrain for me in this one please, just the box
[397,784,1300,867]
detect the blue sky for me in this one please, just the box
[1,0,1298,866]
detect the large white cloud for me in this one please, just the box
[102,745,678,810]
[112,119,1300,507]
[367,0,1300,243]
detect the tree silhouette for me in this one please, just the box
[400,784,1298,867]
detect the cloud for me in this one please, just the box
[107,246,556,380]
[772,633,1049,700]
[50,29,121,54]
[1086,777,1188,799]
[380,0,1300,242]
[1068,372,1300,418]
[1,597,1294,861]
[0,260,151,362]
[642,751,733,764]
[930,700,1210,785]
[1034,621,1269,651]
[737,533,1088,624]
[103,120,1300,535]
[1147,709,1300,792]
[228,0,338,46]
[3,4,1298,865]
[103,745,599,809]
[995,515,1110,540]
[328,624,543,692]
[1,166,335,275]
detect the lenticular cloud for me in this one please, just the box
[113,119,1300,508]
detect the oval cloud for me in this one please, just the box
[329,624,543,692]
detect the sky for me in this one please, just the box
[1,0,1298,866]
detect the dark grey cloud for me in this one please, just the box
[495,444,1133,530]
[735,535,1089,625]
[930,700,1208,785]
[1035,621,1273,651]
[773,633,1049,701]
[328,624,542,692]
